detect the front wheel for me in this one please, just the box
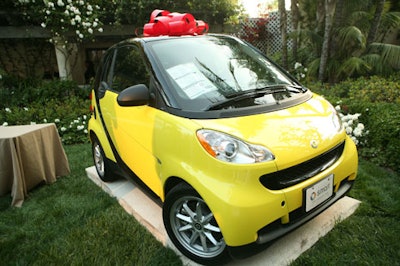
[163,183,230,265]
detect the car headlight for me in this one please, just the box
[196,129,275,163]
[331,108,343,132]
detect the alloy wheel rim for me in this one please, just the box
[170,195,226,258]
[93,143,105,177]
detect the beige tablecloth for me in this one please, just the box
[0,123,70,206]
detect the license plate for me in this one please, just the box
[305,174,334,212]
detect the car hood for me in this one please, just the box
[192,94,345,170]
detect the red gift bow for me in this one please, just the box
[143,9,209,36]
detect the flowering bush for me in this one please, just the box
[0,79,90,145]
[293,62,308,81]
[1,100,90,144]
[335,105,367,146]
[16,0,106,43]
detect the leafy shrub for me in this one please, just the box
[347,75,400,104]
[345,101,400,172]
[0,77,90,145]
[308,74,400,172]
[0,75,90,108]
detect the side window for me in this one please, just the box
[111,45,150,92]
[95,49,115,98]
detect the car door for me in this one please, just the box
[99,44,162,197]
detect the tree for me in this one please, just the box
[367,0,386,45]
[12,0,110,80]
[278,0,288,69]
[114,0,240,26]
[296,0,400,82]
[318,0,336,81]
[14,0,107,43]
[291,0,300,61]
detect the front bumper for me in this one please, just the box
[256,178,354,244]
[190,136,358,247]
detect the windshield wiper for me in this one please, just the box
[225,84,304,98]
[205,86,287,111]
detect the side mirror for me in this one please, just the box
[117,84,149,107]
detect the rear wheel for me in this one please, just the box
[163,183,230,265]
[92,138,115,182]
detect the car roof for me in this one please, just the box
[114,33,231,47]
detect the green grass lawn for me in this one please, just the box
[1,143,399,265]
[0,144,181,265]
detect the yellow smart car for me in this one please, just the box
[88,34,358,265]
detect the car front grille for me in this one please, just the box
[259,141,345,190]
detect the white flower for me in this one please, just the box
[93,21,98,27]
[57,0,64,7]
[2,122,8,126]
[55,118,60,123]
[70,19,76,25]
[43,118,47,123]
[79,33,84,39]
[24,107,29,111]
[75,15,81,23]
[346,126,353,134]
[98,27,103,33]
[351,136,359,145]
[347,119,353,126]
[356,123,364,130]
[84,129,88,134]
[64,10,69,16]
[335,105,341,111]
[87,4,93,11]
[341,115,351,122]
[301,73,305,78]
[5,107,11,113]
[353,127,363,137]
[41,22,46,28]
[83,115,87,120]
[46,10,51,15]
[30,121,36,125]
[61,126,67,132]
[294,62,302,69]
[304,68,308,72]
[88,28,93,34]
[77,125,84,130]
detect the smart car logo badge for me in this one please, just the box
[310,140,319,149]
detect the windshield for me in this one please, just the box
[149,35,303,111]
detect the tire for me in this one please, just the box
[92,138,115,182]
[163,183,230,265]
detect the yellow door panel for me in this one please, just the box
[100,90,162,197]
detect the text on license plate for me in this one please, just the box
[305,174,334,212]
